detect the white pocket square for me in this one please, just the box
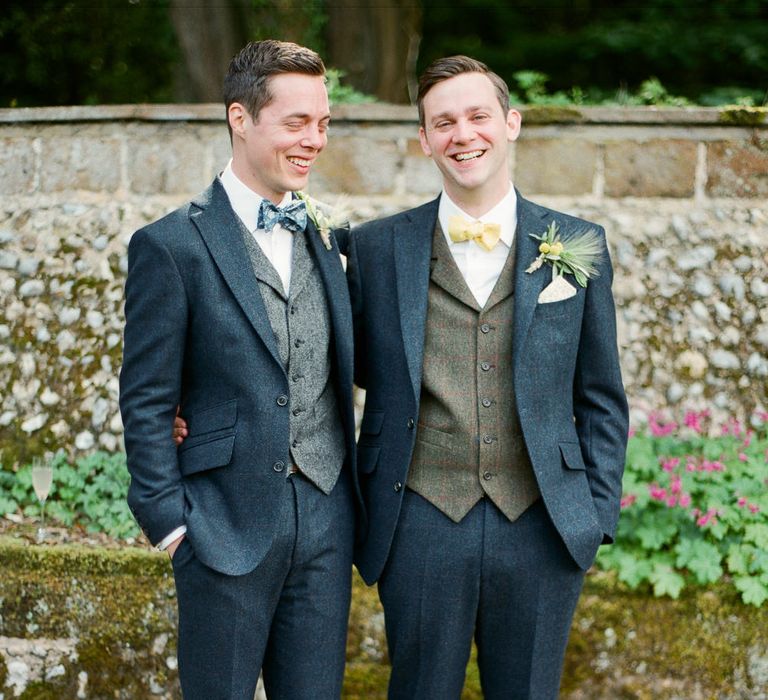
[537,275,577,304]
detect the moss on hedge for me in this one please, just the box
[2,539,767,698]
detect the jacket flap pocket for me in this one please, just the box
[179,434,235,476]
[360,410,384,436]
[186,399,237,437]
[358,445,381,475]
[560,442,586,470]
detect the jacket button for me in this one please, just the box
[482,398,492,407]
[480,323,490,333]
[273,461,285,472]
[483,435,494,444]
[407,418,414,429]
[276,395,288,406]
[480,361,491,371]
[394,481,402,492]
[483,471,493,481]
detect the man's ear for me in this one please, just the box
[505,108,522,143]
[228,102,249,139]
[418,127,432,158]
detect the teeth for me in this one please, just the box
[288,157,310,167]
[455,151,482,161]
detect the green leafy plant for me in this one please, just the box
[597,410,768,606]
[326,68,376,105]
[0,450,139,539]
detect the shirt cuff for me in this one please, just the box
[157,525,187,551]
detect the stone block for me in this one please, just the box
[515,138,596,195]
[402,139,442,195]
[605,139,697,197]
[0,138,35,195]
[39,137,121,193]
[127,129,208,195]
[706,138,768,197]
[312,134,400,195]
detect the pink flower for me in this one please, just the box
[661,457,681,472]
[738,497,748,507]
[628,427,637,438]
[738,452,748,462]
[649,413,677,437]
[686,462,696,472]
[620,494,637,509]
[669,475,682,495]
[755,411,768,424]
[666,495,678,508]
[679,493,692,508]
[695,508,719,527]
[684,410,709,434]
[749,504,760,514]
[649,484,667,501]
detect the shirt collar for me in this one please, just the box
[438,184,517,250]
[219,160,293,231]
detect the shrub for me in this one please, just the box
[0,450,139,539]
[597,410,768,606]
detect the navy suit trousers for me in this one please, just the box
[171,470,354,700]
[378,490,585,700]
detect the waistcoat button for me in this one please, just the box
[276,395,288,406]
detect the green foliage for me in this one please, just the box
[0,0,179,107]
[421,0,768,107]
[509,71,693,107]
[326,69,376,105]
[0,451,139,539]
[597,411,768,606]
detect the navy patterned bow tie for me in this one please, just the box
[257,198,307,234]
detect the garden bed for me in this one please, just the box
[1,529,767,699]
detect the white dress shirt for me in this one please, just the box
[220,160,295,295]
[438,185,517,307]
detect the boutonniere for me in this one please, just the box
[296,192,350,251]
[525,220,603,287]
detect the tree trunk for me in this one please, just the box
[169,0,250,102]
[325,1,422,104]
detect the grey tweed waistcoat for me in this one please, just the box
[406,222,540,522]
[239,220,345,494]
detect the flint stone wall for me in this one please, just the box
[0,104,767,459]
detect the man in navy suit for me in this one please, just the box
[120,40,358,699]
[347,55,628,699]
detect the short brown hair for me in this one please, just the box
[417,55,510,127]
[224,40,325,130]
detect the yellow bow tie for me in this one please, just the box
[447,216,502,252]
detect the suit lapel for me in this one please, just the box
[512,192,551,372]
[304,220,354,396]
[430,222,481,311]
[190,180,283,368]
[394,198,438,400]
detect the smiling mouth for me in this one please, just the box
[452,150,484,162]
[287,156,312,168]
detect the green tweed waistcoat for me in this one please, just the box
[406,222,540,522]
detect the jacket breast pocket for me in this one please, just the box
[178,399,237,476]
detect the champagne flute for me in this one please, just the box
[31,457,54,543]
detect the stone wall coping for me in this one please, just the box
[1,103,766,127]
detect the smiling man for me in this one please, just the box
[347,55,629,699]
[119,40,357,699]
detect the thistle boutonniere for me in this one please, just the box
[525,221,603,287]
[296,192,350,251]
